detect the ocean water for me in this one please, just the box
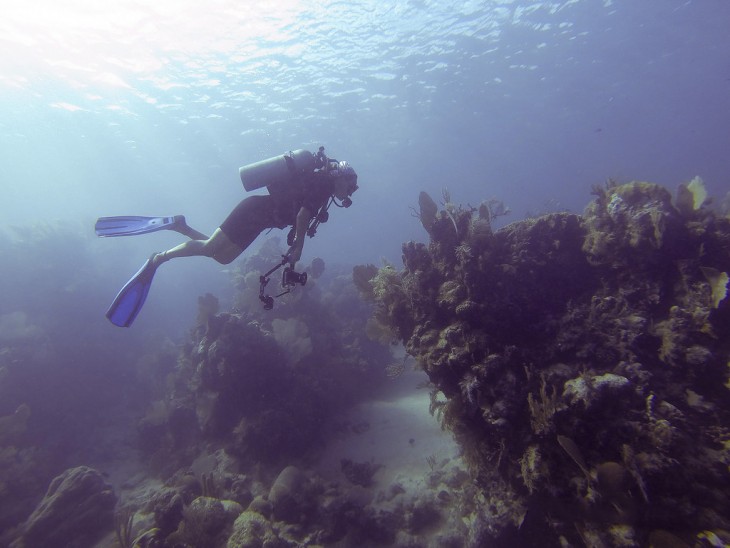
[0,0,729,543]
[2,0,726,331]
[3,0,729,262]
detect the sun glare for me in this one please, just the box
[0,0,306,90]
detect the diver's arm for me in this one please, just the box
[287,205,313,267]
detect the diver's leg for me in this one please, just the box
[211,195,272,263]
[174,218,209,241]
[151,229,244,266]
[203,228,247,264]
[152,195,272,267]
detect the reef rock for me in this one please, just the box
[365,181,730,546]
[15,465,116,547]
[226,510,276,548]
[582,181,690,267]
[418,191,438,235]
[268,465,313,523]
[166,496,242,547]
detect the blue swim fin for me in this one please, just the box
[95,216,183,237]
[106,255,159,327]
[95,215,208,240]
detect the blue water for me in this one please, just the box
[1,0,728,331]
[0,1,729,540]
[3,1,728,253]
[1,0,726,336]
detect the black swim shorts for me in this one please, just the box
[220,195,284,249]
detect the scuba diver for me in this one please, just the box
[96,147,358,327]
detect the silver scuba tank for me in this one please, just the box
[239,149,316,192]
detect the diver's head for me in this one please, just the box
[330,160,358,205]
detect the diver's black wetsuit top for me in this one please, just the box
[220,171,333,250]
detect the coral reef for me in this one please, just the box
[116,369,477,547]
[12,466,116,547]
[137,308,377,473]
[340,458,383,487]
[8,184,730,547]
[272,317,313,365]
[111,238,414,545]
[1,224,410,546]
[196,292,220,328]
[364,180,730,546]
[111,451,479,548]
[135,237,392,475]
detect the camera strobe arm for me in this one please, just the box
[259,256,287,310]
[258,255,308,310]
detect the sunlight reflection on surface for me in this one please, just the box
[1,0,305,89]
[0,0,606,125]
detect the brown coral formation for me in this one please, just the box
[365,182,730,546]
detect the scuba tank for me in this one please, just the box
[239,149,317,192]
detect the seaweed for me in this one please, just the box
[113,507,134,548]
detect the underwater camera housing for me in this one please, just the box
[283,267,307,287]
[259,257,308,310]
